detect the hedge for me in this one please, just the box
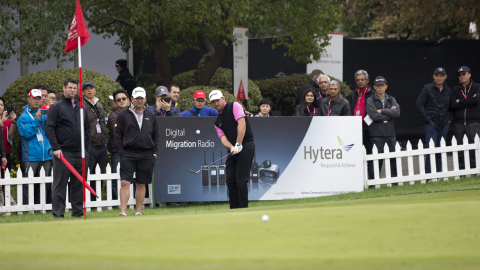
[255,74,351,116]
[3,68,122,164]
[173,68,262,112]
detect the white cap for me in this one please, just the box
[209,90,224,102]
[109,95,114,101]
[132,87,146,98]
[28,89,42,98]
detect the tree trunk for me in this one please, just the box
[149,28,173,86]
[195,24,229,86]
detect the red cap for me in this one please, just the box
[41,105,50,110]
[193,91,206,100]
[28,89,42,98]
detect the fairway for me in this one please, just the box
[1,187,480,269]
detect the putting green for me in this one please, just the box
[1,190,480,269]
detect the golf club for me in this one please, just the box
[190,152,232,174]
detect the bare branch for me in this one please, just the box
[100,18,151,39]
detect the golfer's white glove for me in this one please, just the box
[235,143,243,154]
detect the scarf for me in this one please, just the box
[353,85,369,120]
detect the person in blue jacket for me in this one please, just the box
[17,89,52,204]
[181,91,218,117]
[147,86,181,117]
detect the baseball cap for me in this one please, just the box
[109,95,114,101]
[115,59,128,69]
[193,91,206,100]
[131,87,146,98]
[82,81,95,89]
[457,66,471,73]
[373,76,388,85]
[155,86,169,97]
[433,67,446,75]
[28,89,42,98]
[209,90,224,102]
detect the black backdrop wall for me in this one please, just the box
[134,38,480,142]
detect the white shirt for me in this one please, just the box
[129,104,144,130]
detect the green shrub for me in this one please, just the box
[255,74,351,116]
[3,68,122,164]
[173,67,262,112]
[178,86,237,112]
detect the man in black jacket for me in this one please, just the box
[319,80,351,116]
[347,69,375,179]
[210,90,255,209]
[115,59,137,98]
[450,66,480,169]
[47,78,91,218]
[296,69,323,105]
[366,76,400,178]
[108,89,130,200]
[83,81,107,201]
[115,87,159,216]
[416,67,452,174]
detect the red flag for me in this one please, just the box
[64,1,90,54]
[237,79,246,100]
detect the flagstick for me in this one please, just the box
[78,36,87,220]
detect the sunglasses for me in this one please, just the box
[115,97,127,102]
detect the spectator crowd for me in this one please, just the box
[0,60,478,215]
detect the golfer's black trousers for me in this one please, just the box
[52,150,89,217]
[225,141,255,209]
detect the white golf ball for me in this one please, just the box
[196,130,200,134]
[262,215,269,222]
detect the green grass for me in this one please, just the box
[1,177,480,269]
[2,176,480,223]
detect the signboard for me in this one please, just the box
[155,116,363,203]
[307,33,343,80]
[233,26,248,99]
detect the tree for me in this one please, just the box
[0,0,342,86]
[0,1,74,70]
[85,0,342,86]
[342,0,480,40]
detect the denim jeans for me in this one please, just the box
[424,121,449,173]
[371,136,397,178]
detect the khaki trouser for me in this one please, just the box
[0,186,17,207]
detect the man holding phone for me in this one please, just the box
[17,89,52,205]
[147,86,181,116]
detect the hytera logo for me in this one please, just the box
[168,185,181,194]
[304,146,343,163]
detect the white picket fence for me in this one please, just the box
[0,163,153,215]
[1,135,479,215]
[365,135,480,188]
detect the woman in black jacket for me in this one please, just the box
[295,88,320,116]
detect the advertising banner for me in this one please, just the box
[307,33,343,80]
[155,116,363,203]
[233,26,248,99]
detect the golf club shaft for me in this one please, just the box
[190,152,232,174]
